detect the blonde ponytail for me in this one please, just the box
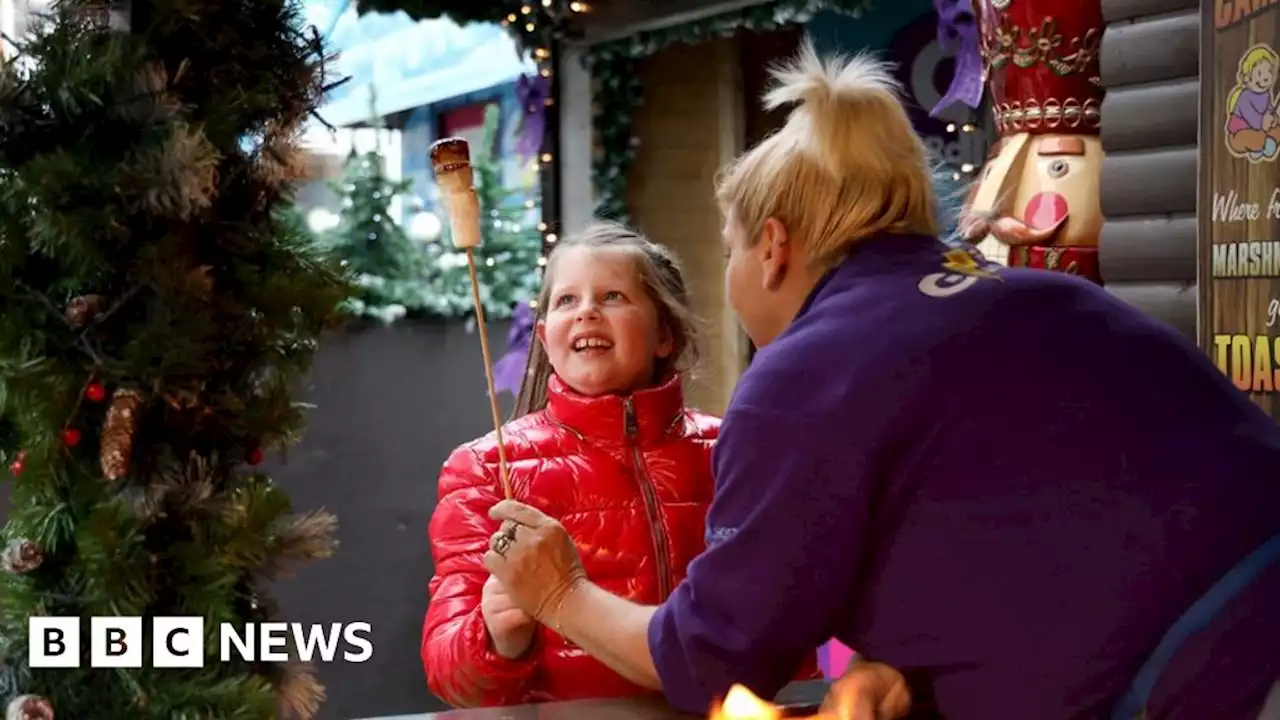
[717,38,938,269]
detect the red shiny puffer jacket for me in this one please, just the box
[423,373,719,707]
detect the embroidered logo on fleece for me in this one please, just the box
[705,526,738,546]
[918,247,1000,298]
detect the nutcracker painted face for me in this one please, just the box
[962,0,1107,281]
[965,133,1104,248]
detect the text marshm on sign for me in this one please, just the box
[28,617,373,668]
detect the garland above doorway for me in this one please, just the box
[582,0,875,225]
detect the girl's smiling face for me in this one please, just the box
[536,246,673,397]
[1248,60,1275,92]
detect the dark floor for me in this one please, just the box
[269,322,515,719]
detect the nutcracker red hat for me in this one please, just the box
[976,0,1106,136]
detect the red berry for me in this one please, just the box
[85,383,106,402]
[248,448,264,466]
[8,460,22,476]
[63,428,82,447]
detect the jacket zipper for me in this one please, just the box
[623,398,673,601]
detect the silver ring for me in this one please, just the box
[492,526,517,557]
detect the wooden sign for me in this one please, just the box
[1200,0,1280,421]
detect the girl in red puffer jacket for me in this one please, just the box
[423,221,717,708]
[423,222,815,708]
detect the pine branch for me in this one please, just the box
[261,510,338,580]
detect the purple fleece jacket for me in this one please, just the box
[647,234,1280,719]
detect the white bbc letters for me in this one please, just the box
[30,616,374,667]
[90,616,143,668]
[28,617,80,668]
[153,617,204,668]
[259,622,290,662]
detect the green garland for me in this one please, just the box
[354,0,878,228]
[354,0,572,59]
[583,0,874,224]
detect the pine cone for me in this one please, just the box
[1,539,42,574]
[101,389,143,480]
[5,695,53,720]
[185,266,214,297]
[64,295,105,328]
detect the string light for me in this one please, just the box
[509,0,593,271]
[944,120,985,179]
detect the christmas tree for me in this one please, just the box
[322,139,430,324]
[0,1,350,718]
[425,102,543,320]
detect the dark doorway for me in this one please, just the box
[740,28,804,149]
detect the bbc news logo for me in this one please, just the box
[28,617,373,668]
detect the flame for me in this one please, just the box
[708,678,906,720]
[709,685,782,720]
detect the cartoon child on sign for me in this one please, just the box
[1226,43,1280,161]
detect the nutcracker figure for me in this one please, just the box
[959,0,1107,284]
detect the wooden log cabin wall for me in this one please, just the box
[1098,0,1200,339]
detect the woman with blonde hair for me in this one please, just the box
[481,40,1280,720]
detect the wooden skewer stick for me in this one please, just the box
[429,137,512,499]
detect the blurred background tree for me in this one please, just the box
[424,102,542,320]
[320,104,432,324]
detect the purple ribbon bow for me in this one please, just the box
[493,301,535,396]
[931,0,985,117]
[515,74,550,160]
